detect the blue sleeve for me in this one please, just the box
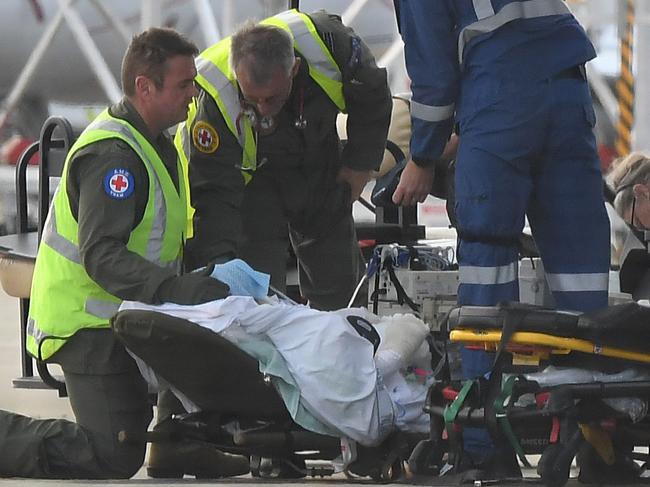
[396,0,458,165]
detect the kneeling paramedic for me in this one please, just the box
[0,28,247,479]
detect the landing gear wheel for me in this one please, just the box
[538,444,571,487]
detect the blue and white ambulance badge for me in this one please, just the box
[104,168,134,199]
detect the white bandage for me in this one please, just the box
[374,313,429,377]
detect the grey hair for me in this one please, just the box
[608,151,650,216]
[230,21,295,85]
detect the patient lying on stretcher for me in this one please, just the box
[119,259,434,447]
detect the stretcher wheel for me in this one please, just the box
[250,455,262,477]
[371,452,403,482]
[538,444,571,487]
[408,439,444,475]
[249,455,306,479]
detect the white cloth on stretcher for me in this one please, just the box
[119,296,433,446]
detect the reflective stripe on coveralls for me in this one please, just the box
[175,9,346,238]
[546,272,609,293]
[459,0,572,63]
[409,0,572,125]
[27,110,187,360]
[459,263,518,286]
[410,100,455,123]
[460,265,609,292]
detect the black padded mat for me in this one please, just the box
[112,309,290,420]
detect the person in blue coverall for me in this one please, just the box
[393,0,611,481]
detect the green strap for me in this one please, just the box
[444,379,475,426]
[493,375,531,467]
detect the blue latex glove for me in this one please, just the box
[209,259,270,299]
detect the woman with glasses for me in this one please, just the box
[608,152,650,300]
[610,152,650,231]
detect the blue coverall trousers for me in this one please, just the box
[454,67,611,459]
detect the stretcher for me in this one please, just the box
[420,301,650,487]
[111,307,428,481]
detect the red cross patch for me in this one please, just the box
[103,168,134,199]
[111,174,128,192]
[192,121,219,154]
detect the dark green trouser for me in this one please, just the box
[238,212,365,310]
[0,329,152,479]
[239,169,366,311]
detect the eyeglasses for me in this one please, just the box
[629,193,650,232]
[630,193,638,228]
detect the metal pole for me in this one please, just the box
[378,37,409,96]
[378,37,403,68]
[89,0,132,43]
[59,0,122,103]
[633,0,650,150]
[342,0,371,26]
[586,63,619,129]
[0,0,70,132]
[615,0,635,156]
[193,0,221,46]
[222,0,234,36]
[141,0,162,30]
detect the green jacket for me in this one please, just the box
[27,110,187,361]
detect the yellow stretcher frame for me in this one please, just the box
[450,329,650,365]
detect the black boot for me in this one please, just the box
[451,448,522,484]
[577,443,640,484]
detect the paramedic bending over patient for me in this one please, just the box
[177,10,391,311]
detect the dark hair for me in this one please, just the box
[121,27,198,96]
[230,22,295,85]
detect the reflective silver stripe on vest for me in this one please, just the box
[272,10,342,82]
[41,202,82,264]
[89,118,168,264]
[26,317,47,344]
[458,0,572,63]
[459,262,518,285]
[85,298,120,319]
[145,164,166,263]
[410,100,455,123]
[179,122,191,158]
[473,0,495,19]
[546,272,609,293]
[196,56,246,147]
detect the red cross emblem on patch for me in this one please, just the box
[192,121,219,154]
[110,174,129,193]
[198,128,212,148]
[104,168,134,199]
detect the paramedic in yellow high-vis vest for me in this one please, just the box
[0,28,247,480]
[177,10,392,310]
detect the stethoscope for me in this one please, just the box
[236,86,307,135]
[293,86,307,129]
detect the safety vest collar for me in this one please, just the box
[261,9,345,111]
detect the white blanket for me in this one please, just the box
[120,296,431,445]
